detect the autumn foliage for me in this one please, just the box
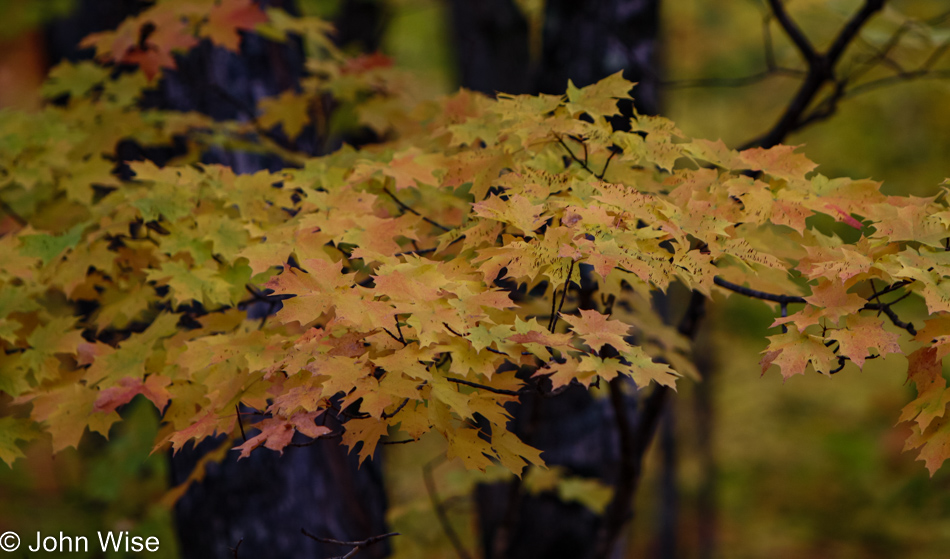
[3,0,950,488]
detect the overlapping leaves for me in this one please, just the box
[3,1,950,479]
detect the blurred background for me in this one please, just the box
[1,0,949,557]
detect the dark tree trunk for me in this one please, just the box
[46,2,391,558]
[448,1,664,558]
[449,0,660,113]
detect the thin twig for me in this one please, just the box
[382,187,452,231]
[300,529,399,559]
[236,404,247,442]
[423,456,473,559]
[555,134,596,175]
[382,398,410,420]
[548,259,575,333]
[446,377,523,397]
[863,302,916,335]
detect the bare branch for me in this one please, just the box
[300,529,399,559]
[766,0,818,64]
[713,276,806,304]
[383,187,452,232]
[446,377,523,397]
[423,456,474,559]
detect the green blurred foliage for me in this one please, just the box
[0,0,74,40]
[0,399,178,558]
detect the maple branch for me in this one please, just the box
[229,538,242,559]
[381,438,417,445]
[863,302,917,335]
[381,398,410,420]
[423,456,474,559]
[598,147,620,179]
[662,12,805,90]
[713,276,806,304]
[767,0,818,65]
[382,187,452,232]
[555,134,596,176]
[446,377,523,397]
[746,0,887,149]
[300,529,399,559]
[548,259,576,333]
[868,279,913,300]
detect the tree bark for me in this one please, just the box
[449,0,660,113]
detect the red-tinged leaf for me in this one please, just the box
[382,150,440,190]
[205,0,269,51]
[508,330,573,350]
[234,411,329,459]
[915,314,950,359]
[805,280,866,322]
[166,411,235,453]
[341,52,394,74]
[94,375,172,414]
[905,415,950,476]
[899,347,950,430]
[770,199,812,234]
[830,315,902,368]
[760,331,838,379]
[561,309,632,353]
[824,203,864,229]
[534,358,594,389]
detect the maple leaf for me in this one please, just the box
[93,375,172,414]
[341,52,394,74]
[560,309,632,354]
[258,89,311,140]
[41,61,110,100]
[234,411,330,458]
[829,315,901,368]
[738,144,818,183]
[905,415,950,476]
[760,331,838,379]
[341,416,391,465]
[899,347,950,431]
[205,0,269,51]
[446,427,495,471]
[0,418,41,467]
[915,314,950,359]
[565,71,634,117]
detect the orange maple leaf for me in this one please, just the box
[205,0,269,51]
